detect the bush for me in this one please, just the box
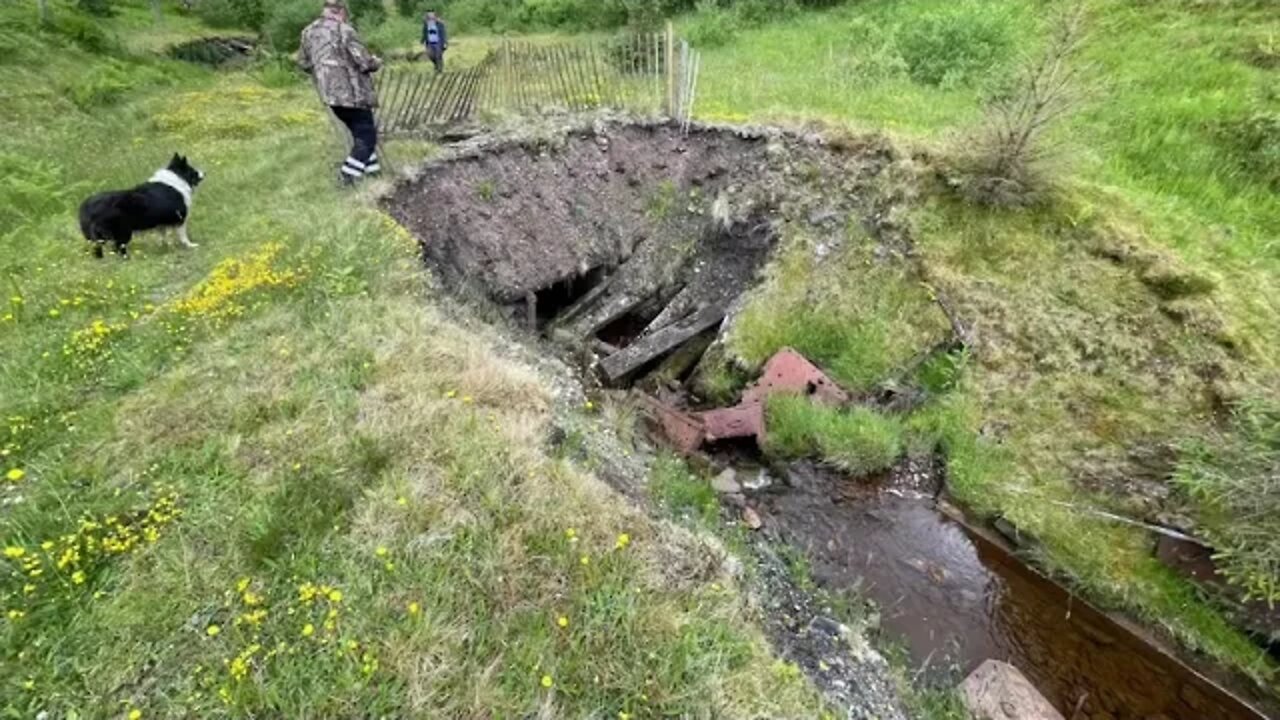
[684,0,739,48]
[263,0,321,52]
[896,1,1014,87]
[193,0,266,29]
[1175,396,1280,604]
[948,3,1086,207]
[50,12,121,54]
[827,17,908,85]
[77,0,115,16]
[348,0,388,28]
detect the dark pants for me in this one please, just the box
[426,44,444,73]
[331,105,380,179]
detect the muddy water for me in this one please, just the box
[754,462,1270,720]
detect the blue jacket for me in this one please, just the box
[423,20,447,48]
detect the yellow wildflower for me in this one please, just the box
[236,577,251,593]
[7,609,24,620]
[22,678,34,691]
[3,546,24,559]
[23,584,35,595]
[585,401,595,411]
[242,590,262,606]
[620,714,632,720]
[5,468,24,482]
[580,555,590,566]
[129,710,142,720]
[396,496,408,507]
[384,561,395,572]
[40,540,53,551]
[327,589,343,603]
[72,570,86,584]
[301,623,315,637]
[462,396,474,405]
[557,616,569,629]
[207,624,221,637]
[615,533,631,550]
[375,546,389,558]
[565,528,577,540]
[444,390,457,399]
[541,675,554,688]
[407,601,421,616]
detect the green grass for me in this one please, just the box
[0,3,827,716]
[765,396,905,477]
[700,0,1280,692]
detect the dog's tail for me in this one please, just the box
[78,200,106,242]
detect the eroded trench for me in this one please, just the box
[384,122,1270,720]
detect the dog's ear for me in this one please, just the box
[171,152,181,164]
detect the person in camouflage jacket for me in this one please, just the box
[299,0,383,185]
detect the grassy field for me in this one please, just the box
[3,0,1279,716]
[0,3,833,717]
[695,0,1280,691]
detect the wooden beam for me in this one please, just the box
[600,305,725,382]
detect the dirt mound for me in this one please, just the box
[385,120,901,384]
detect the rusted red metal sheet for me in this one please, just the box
[741,348,849,406]
[700,403,765,444]
[640,348,846,455]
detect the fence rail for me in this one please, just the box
[372,26,701,137]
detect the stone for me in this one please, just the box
[961,660,1064,720]
[742,468,775,492]
[743,507,764,530]
[711,468,741,494]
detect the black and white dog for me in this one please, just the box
[78,154,205,259]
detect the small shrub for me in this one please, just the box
[193,0,266,30]
[50,13,121,54]
[895,1,1014,87]
[263,0,319,52]
[685,0,740,49]
[66,61,133,109]
[348,0,389,28]
[77,0,115,16]
[1175,396,1280,604]
[827,17,908,85]
[947,2,1087,207]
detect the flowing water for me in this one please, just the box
[752,461,1272,720]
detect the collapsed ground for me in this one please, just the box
[3,0,1280,717]
[385,119,1280,702]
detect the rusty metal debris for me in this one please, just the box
[638,348,847,455]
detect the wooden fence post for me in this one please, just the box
[665,21,675,117]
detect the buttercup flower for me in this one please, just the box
[557,616,569,628]
[5,468,23,482]
[541,674,554,688]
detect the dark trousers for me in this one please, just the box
[331,105,380,178]
[426,44,444,73]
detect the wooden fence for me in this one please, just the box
[372,25,701,137]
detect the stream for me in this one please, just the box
[747,460,1272,720]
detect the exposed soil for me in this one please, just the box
[385,119,899,387]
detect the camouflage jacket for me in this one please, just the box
[298,16,381,109]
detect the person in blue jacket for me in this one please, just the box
[423,11,448,74]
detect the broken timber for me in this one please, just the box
[600,304,726,382]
